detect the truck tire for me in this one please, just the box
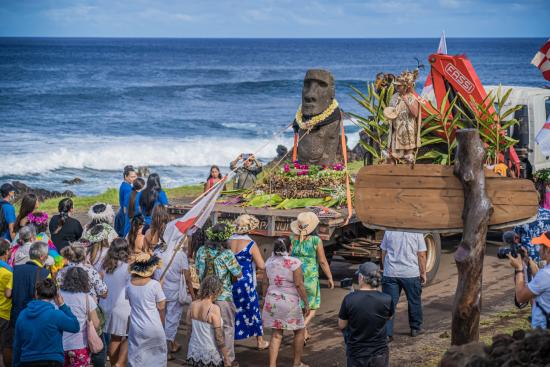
[424,233,441,285]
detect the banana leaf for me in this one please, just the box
[245,194,284,208]
[274,197,337,210]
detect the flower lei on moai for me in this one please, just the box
[295,99,339,130]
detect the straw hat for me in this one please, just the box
[393,70,418,87]
[129,252,162,278]
[383,106,398,120]
[234,214,260,235]
[290,212,320,238]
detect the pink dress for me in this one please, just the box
[262,255,305,331]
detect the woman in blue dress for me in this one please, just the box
[114,165,137,236]
[122,177,145,237]
[139,173,169,226]
[229,215,269,350]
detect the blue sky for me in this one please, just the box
[0,0,548,38]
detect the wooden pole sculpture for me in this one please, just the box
[451,128,494,345]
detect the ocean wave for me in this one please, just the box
[0,136,293,176]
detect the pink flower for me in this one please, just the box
[283,258,293,269]
[264,302,272,312]
[273,320,283,329]
[294,162,300,169]
[284,164,290,173]
[274,275,284,286]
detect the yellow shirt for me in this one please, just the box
[0,266,13,320]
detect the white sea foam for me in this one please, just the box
[0,135,293,176]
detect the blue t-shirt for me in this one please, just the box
[1,201,16,240]
[528,264,550,329]
[381,231,427,278]
[140,190,169,224]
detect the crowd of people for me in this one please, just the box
[0,161,549,367]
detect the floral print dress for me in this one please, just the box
[290,234,321,310]
[232,241,263,339]
[262,255,305,331]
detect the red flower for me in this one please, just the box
[273,320,283,329]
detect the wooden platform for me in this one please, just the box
[355,164,539,233]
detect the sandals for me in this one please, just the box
[257,340,270,351]
[293,363,310,367]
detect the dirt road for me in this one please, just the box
[167,236,520,367]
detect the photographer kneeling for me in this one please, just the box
[509,231,550,329]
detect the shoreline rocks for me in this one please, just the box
[12,181,74,202]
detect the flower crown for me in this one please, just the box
[205,221,236,243]
[28,212,48,226]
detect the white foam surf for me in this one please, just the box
[0,135,293,176]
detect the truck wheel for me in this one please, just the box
[424,233,441,286]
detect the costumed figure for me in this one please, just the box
[292,69,343,166]
[383,70,422,164]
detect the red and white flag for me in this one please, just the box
[536,115,550,156]
[163,174,233,249]
[531,38,550,82]
[421,31,448,101]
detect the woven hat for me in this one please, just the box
[87,203,115,224]
[82,222,118,244]
[290,212,320,240]
[129,252,162,278]
[234,214,260,235]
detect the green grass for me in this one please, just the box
[37,184,204,215]
[35,161,365,215]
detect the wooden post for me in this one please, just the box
[451,129,493,345]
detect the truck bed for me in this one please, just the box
[168,203,356,240]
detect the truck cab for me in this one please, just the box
[484,85,550,176]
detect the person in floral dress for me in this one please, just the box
[289,212,334,342]
[262,237,310,367]
[229,215,268,350]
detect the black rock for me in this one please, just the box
[12,181,75,202]
[62,177,83,185]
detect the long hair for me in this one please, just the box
[206,165,223,181]
[128,177,145,219]
[55,198,74,234]
[102,238,129,274]
[139,173,162,216]
[15,193,38,232]
[86,224,110,268]
[128,215,145,254]
[149,205,170,243]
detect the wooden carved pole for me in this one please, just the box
[451,129,493,345]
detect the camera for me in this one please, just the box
[497,231,522,259]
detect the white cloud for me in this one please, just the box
[43,4,97,22]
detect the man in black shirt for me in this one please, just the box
[338,262,393,367]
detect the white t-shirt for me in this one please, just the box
[154,250,189,301]
[381,231,427,278]
[528,264,550,328]
[60,291,98,351]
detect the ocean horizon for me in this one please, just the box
[1,37,546,195]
